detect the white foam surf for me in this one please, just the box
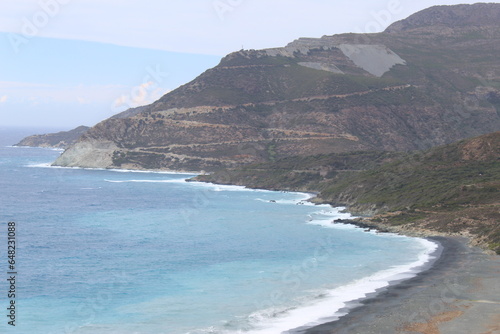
[229,238,439,334]
[107,168,196,175]
[6,145,64,151]
[26,163,197,175]
[184,181,274,193]
[104,179,187,183]
[255,192,315,205]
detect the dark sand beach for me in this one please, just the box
[303,236,500,334]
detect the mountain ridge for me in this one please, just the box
[386,3,500,33]
[53,3,500,171]
[15,126,89,149]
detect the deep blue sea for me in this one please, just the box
[0,128,437,334]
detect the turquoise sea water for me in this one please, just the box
[0,128,437,334]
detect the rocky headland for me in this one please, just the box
[15,126,89,149]
[21,4,499,332]
[52,3,500,172]
[17,4,498,252]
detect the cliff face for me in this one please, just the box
[54,3,500,171]
[16,126,89,149]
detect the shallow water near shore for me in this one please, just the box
[0,128,437,334]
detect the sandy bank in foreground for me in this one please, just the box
[302,236,499,334]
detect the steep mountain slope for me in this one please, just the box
[322,131,500,253]
[54,3,500,171]
[319,131,500,211]
[196,131,500,253]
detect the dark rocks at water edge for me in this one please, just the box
[199,131,499,252]
[15,126,89,149]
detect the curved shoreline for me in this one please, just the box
[302,236,500,334]
[21,148,499,333]
[243,232,439,334]
[26,158,449,333]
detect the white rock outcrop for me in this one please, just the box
[53,140,118,168]
[263,37,406,77]
[338,44,406,77]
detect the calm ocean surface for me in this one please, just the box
[0,128,437,334]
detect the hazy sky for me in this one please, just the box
[0,0,484,129]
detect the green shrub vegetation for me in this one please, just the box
[196,132,500,253]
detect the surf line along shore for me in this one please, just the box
[23,144,499,333]
[301,235,500,334]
